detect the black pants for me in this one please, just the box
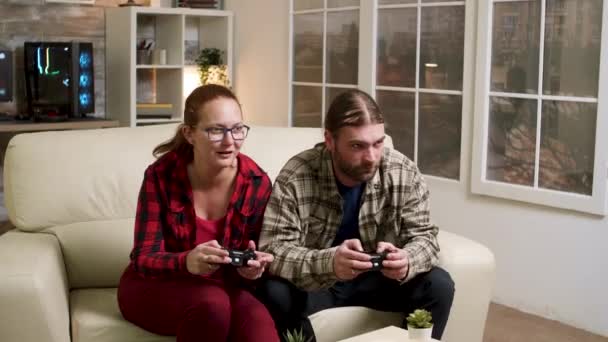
[257,267,455,342]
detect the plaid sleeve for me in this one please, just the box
[232,173,273,287]
[259,176,338,291]
[248,174,273,246]
[130,167,189,277]
[399,169,439,283]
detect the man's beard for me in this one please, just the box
[333,151,380,183]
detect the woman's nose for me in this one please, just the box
[220,131,234,144]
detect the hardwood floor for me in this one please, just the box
[483,303,608,342]
[0,224,605,342]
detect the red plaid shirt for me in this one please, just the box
[129,150,272,277]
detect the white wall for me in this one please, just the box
[227,1,608,337]
[225,0,289,127]
[426,177,608,337]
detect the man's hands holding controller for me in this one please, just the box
[333,239,409,281]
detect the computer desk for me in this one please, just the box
[0,118,120,133]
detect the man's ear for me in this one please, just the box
[324,130,335,152]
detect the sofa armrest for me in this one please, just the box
[0,230,71,342]
[438,230,496,342]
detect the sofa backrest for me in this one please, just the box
[3,124,327,288]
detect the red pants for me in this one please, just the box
[118,267,279,342]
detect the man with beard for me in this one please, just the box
[258,89,454,342]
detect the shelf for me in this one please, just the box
[136,64,183,69]
[105,7,233,127]
[130,7,231,16]
[136,118,182,124]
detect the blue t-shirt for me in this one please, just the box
[332,181,365,246]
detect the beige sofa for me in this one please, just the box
[0,124,495,342]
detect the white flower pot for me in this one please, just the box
[408,326,433,340]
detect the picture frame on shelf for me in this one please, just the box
[184,40,199,65]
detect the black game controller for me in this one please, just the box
[366,251,388,271]
[228,248,257,267]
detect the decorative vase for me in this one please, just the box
[200,64,230,87]
[407,326,433,340]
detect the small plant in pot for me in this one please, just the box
[406,309,433,340]
[196,48,230,87]
[283,327,312,342]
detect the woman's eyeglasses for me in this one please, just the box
[202,125,250,142]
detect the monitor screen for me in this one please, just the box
[24,43,72,105]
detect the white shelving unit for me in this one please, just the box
[105,6,233,127]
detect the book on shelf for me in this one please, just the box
[136,103,173,119]
[175,0,221,9]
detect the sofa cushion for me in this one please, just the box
[239,126,324,180]
[240,126,392,181]
[47,219,133,289]
[71,287,401,342]
[4,124,333,232]
[4,124,176,232]
[70,288,172,342]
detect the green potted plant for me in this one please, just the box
[406,309,433,340]
[283,327,312,342]
[196,48,230,87]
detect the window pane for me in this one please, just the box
[326,87,351,110]
[379,0,417,4]
[418,94,461,179]
[539,101,596,195]
[294,0,324,11]
[328,0,359,8]
[487,96,538,186]
[377,8,417,87]
[419,6,465,90]
[376,90,415,160]
[491,2,541,94]
[293,14,323,83]
[327,11,359,85]
[543,0,602,97]
[293,86,322,127]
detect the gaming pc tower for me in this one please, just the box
[23,42,95,121]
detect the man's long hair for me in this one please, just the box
[324,89,384,137]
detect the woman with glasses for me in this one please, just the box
[117,84,279,342]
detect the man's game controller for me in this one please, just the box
[366,251,388,271]
[228,248,257,267]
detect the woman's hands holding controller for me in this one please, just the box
[236,240,275,280]
[186,240,231,275]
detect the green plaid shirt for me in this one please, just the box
[259,143,439,290]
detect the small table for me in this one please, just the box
[338,326,439,342]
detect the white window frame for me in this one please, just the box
[288,0,361,127]
[289,0,473,184]
[371,0,470,184]
[471,0,608,215]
